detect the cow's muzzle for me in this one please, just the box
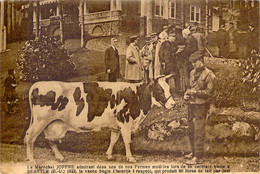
[164,96,176,109]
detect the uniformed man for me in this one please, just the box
[4,69,18,114]
[184,51,216,165]
[141,35,152,83]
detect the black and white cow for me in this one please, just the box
[24,75,176,163]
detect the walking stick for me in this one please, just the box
[205,47,215,59]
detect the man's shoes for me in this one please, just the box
[186,157,202,165]
[184,153,193,159]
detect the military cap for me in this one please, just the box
[163,26,169,29]
[130,35,138,39]
[145,35,151,40]
[111,38,117,42]
[189,51,204,63]
[151,33,157,37]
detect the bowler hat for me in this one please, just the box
[189,51,204,63]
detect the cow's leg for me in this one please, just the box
[106,130,120,160]
[25,120,50,163]
[48,141,65,162]
[120,126,136,163]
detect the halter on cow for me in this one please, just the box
[24,74,176,163]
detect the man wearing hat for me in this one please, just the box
[125,35,143,82]
[191,23,207,55]
[184,51,215,164]
[105,38,120,82]
[148,33,158,80]
[159,26,169,41]
[159,32,180,92]
[141,35,152,83]
[4,69,18,114]
[228,22,238,58]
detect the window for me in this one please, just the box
[190,5,200,22]
[155,0,163,17]
[169,0,176,18]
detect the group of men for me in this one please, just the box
[105,23,216,164]
[216,22,259,58]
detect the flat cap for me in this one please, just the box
[130,35,138,39]
[189,51,204,63]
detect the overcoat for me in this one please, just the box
[125,43,143,80]
[105,46,120,74]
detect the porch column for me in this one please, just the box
[163,0,169,19]
[141,0,146,17]
[84,0,89,14]
[7,1,11,34]
[57,5,60,16]
[33,5,36,22]
[147,0,153,34]
[80,0,85,48]
[11,1,16,32]
[110,0,115,11]
[0,0,6,52]
[116,0,122,11]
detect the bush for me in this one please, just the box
[211,70,258,110]
[16,36,76,82]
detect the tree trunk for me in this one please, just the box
[35,1,40,38]
[59,0,64,44]
[80,0,85,48]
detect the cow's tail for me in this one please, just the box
[24,84,35,145]
[28,85,34,128]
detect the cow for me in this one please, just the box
[24,74,176,163]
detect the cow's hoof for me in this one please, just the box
[56,157,67,162]
[25,158,36,164]
[106,155,115,161]
[126,157,137,163]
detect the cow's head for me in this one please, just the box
[150,74,176,109]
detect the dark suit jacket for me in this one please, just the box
[105,46,120,74]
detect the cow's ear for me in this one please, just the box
[165,74,174,80]
[148,81,154,89]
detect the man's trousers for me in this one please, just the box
[188,103,209,159]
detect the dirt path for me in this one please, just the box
[0,143,259,174]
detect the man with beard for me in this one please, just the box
[159,32,180,93]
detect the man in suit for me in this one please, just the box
[105,38,120,82]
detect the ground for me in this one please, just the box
[0,39,259,173]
